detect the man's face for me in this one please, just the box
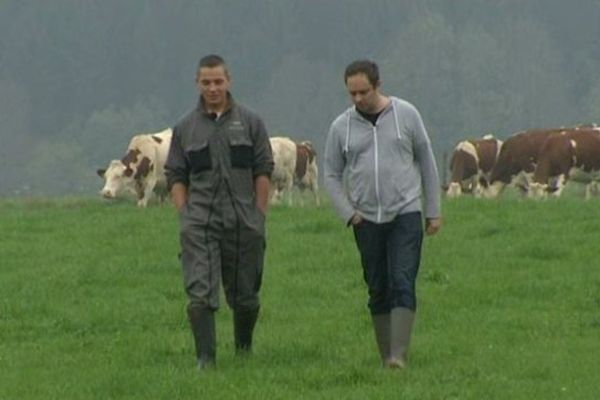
[196,65,230,111]
[346,73,380,113]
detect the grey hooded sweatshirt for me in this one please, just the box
[324,96,441,224]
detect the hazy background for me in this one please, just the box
[2,0,600,196]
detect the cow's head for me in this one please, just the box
[527,182,548,199]
[445,182,462,198]
[97,159,136,199]
[482,181,505,198]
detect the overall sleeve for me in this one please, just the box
[410,109,441,219]
[165,126,189,190]
[324,121,355,224]
[251,117,274,178]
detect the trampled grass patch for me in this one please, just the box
[1,195,599,399]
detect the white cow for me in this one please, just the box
[446,135,502,198]
[269,136,320,206]
[97,128,172,207]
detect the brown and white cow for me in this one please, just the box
[96,128,172,207]
[483,128,565,198]
[446,135,502,198]
[269,136,320,206]
[529,129,600,199]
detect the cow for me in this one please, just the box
[446,135,502,198]
[269,136,320,206]
[483,128,565,198]
[294,140,320,205]
[96,128,172,207]
[529,129,600,199]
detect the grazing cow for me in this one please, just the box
[294,140,320,205]
[483,128,564,198]
[269,137,296,204]
[269,136,320,205]
[446,135,502,198]
[529,129,600,199]
[97,128,172,207]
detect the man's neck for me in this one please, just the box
[375,95,390,113]
[204,103,227,116]
[200,94,231,116]
[358,95,390,115]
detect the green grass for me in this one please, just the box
[1,194,599,399]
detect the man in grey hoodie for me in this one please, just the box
[324,59,442,369]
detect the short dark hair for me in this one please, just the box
[197,54,229,75]
[344,60,380,86]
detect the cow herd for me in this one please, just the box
[96,130,320,207]
[97,124,600,207]
[446,125,600,199]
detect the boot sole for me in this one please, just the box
[384,357,406,369]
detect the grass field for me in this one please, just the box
[1,193,599,399]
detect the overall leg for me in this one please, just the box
[353,220,391,364]
[221,223,265,354]
[180,222,221,369]
[387,212,423,368]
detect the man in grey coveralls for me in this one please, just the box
[165,54,273,369]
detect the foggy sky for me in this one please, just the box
[1,0,599,196]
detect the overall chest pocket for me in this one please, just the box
[229,136,254,169]
[185,141,212,173]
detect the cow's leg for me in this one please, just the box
[446,182,461,198]
[592,181,600,198]
[472,183,483,198]
[470,175,483,198]
[271,180,288,205]
[551,175,567,198]
[137,178,157,207]
[514,172,533,198]
[483,181,504,198]
[584,182,595,200]
[297,182,306,207]
[311,178,320,206]
[135,181,148,207]
[285,173,294,206]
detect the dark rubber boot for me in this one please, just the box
[187,305,216,369]
[234,307,259,355]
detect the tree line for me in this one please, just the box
[1,0,599,196]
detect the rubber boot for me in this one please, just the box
[233,307,259,355]
[187,305,216,370]
[387,307,415,369]
[371,313,391,365]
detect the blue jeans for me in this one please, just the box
[352,212,424,314]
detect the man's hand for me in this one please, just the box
[254,175,270,216]
[349,212,364,226]
[171,183,188,212]
[425,217,442,236]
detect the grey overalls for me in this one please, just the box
[165,95,273,364]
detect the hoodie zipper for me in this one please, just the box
[372,125,382,223]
